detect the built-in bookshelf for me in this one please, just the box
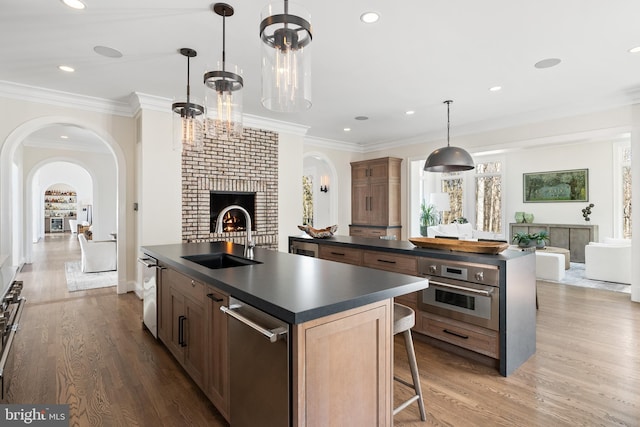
[44,190,77,218]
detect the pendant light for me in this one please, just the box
[204,3,243,139]
[260,0,312,112]
[424,100,475,172]
[172,48,205,152]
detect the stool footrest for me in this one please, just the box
[393,395,420,416]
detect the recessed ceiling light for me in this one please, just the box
[61,0,86,10]
[360,12,380,24]
[629,46,640,54]
[534,58,561,69]
[405,110,415,115]
[354,116,369,121]
[60,135,69,139]
[94,46,123,58]
[489,86,502,92]
[58,65,75,72]
[344,127,351,132]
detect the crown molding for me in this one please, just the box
[304,136,364,153]
[0,80,132,117]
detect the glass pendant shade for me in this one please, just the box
[424,100,475,172]
[204,63,243,139]
[172,101,205,152]
[204,3,243,139]
[260,1,312,112]
[172,48,205,152]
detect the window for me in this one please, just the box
[622,146,632,238]
[302,175,313,226]
[475,161,503,233]
[440,172,464,224]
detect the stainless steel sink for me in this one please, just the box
[181,253,262,269]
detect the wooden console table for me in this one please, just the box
[509,223,598,263]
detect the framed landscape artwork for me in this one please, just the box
[523,169,589,203]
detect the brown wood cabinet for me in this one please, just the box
[350,157,402,238]
[159,268,206,388]
[205,288,230,421]
[318,245,363,265]
[292,299,392,426]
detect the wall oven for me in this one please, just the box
[418,257,500,331]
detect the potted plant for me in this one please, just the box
[512,232,536,248]
[533,231,550,249]
[420,201,438,236]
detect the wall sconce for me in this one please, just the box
[320,175,329,193]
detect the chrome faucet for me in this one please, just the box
[215,205,255,259]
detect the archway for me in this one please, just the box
[302,152,338,229]
[0,116,128,294]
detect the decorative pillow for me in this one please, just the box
[456,223,473,239]
[437,223,459,237]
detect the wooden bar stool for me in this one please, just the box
[393,303,426,421]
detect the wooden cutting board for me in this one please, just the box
[408,237,509,254]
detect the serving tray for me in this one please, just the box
[408,237,509,254]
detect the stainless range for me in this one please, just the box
[418,257,500,331]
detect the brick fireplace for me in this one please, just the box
[181,127,279,250]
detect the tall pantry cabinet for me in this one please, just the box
[349,157,402,238]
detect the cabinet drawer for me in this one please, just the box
[419,312,499,359]
[166,268,205,303]
[319,245,363,266]
[363,251,417,275]
[349,226,398,239]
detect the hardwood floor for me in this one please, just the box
[5,234,640,426]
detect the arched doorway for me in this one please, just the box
[0,117,128,294]
[302,152,338,228]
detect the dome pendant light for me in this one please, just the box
[260,0,312,112]
[172,48,205,152]
[424,100,475,172]
[204,3,244,139]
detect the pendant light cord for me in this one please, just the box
[186,55,191,110]
[222,10,226,72]
[445,100,452,147]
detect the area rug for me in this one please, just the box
[64,261,116,292]
[553,262,630,294]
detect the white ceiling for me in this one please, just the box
[2,0,640,149]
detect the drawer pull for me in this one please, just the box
[330,252,345,256]
[443,329,469,340]
[207,293,223,303]
[377,259,396,264]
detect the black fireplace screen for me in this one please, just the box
[210,191,256,232]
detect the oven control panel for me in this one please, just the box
[417,257,499,287]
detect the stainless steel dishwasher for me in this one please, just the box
[221,297,289,427]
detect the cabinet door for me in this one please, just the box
[183,296,206,388]
[168,286,186,359]
[351,162,370,183]
[351,182,370,224]
[548,227,570,250]
[367,160,389,182]
[206,290,230,420]
[368,181,389,225]
[158,269,171,345]
[569,228,591,263]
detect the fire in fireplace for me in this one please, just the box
[210,191,256,232]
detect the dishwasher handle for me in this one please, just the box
[220,304,287,343]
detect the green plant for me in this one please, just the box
[453,217,468,224]
[512,232,535,247]
[534,231,549,244]
[420,201,438,227]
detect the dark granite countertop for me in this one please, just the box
[142,242,428,325]
[289,234,530,267]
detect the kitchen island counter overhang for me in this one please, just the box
[141,241,428,324]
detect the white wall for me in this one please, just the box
[278,132,304,251]
[32,161,93,241]
[24,149,116,241]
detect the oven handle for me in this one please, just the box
[428,280,493,297]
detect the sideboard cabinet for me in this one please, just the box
[509,223,598,262]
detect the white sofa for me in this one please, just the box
[426,223,504,241]
[584,238,631,284]
[78,234,117,273]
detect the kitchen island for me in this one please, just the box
[289,234,537,378]
[142,241,428,426]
